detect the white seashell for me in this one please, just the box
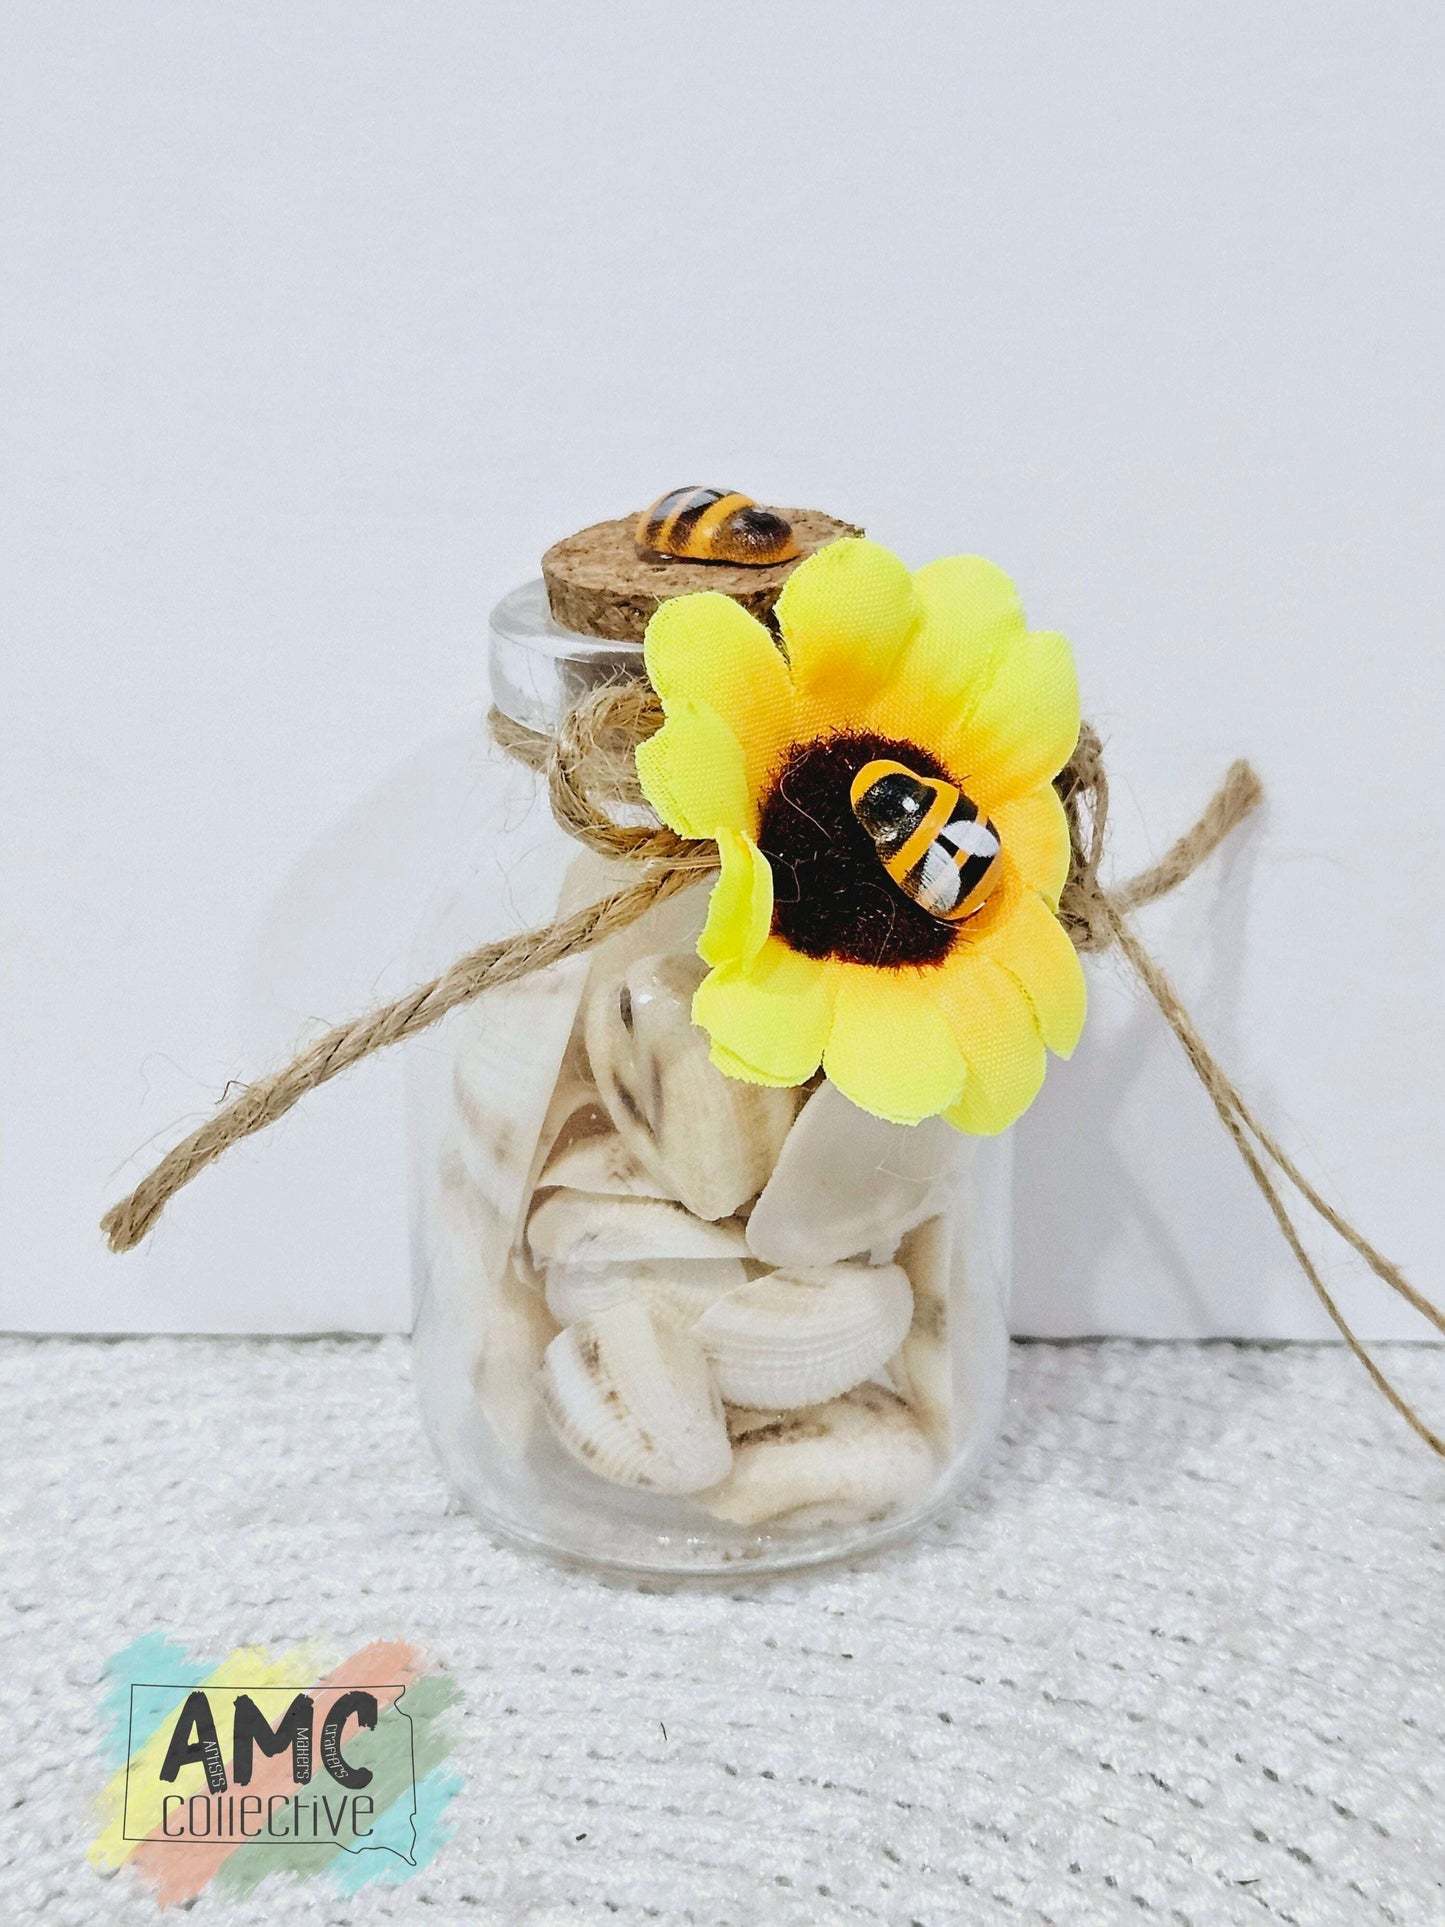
[528,1052,597,1171]
[448,957,590,1277]
[746,1079,960,1268]
[888,1215,954,1449]
[539,1128,674,1200]
[538,1301,732,1493]
[421,1153,558,1457]
[544,1257,747,1329]
[528,1190,748,1269]
[692,1263,913,1411]
[584,951,797,1221]
[703,1384,934,1528]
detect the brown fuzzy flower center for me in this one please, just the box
[755,732,959,969]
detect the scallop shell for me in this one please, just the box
[888,1214,954,1449]
[528,1190,748,1269]
[515,1060,609,1286]
[746,1080,958,1269]
[584,952,798,1221]
[422,1152,558,1457]
[538,1301,733,1493]
[703,1384,934,1528]
[448,956,590,1277]
[544,1257,747,1330]
[692,1262,913,1411]
[539,1128,674,1200]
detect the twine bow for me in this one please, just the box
[101,685,1444,1455]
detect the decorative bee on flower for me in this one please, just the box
[636,488,800,567]
[849,758,1003,923]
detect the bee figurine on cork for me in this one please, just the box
[850,759,1003,923]
[636,488,801,567]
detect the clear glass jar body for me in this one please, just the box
[408,583,1013,1577]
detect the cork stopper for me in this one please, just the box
[541,506,863,643]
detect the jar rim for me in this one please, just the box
[489,579,644,734]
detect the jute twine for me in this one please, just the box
[101,683,1444,1454]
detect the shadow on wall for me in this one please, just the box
[1009,817,1305,1338]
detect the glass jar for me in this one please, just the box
[407,581,1013,1577]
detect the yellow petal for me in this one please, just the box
[634,698,752,839]
[992,785,1071,911]
[869,554,1025,748]
[774,538,920,729]
[692,939,836,1087]
[914,553,1025,639]
[821,967,967,1126]
[983,888,1087,1057]
[643,592,796,797]
[707,1042,801,1090]
[699,829,774,970]
[955,628,1080,810]
[935,957,1048,1136]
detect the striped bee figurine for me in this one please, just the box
[635,488,801,567]
[849,758,1003,924]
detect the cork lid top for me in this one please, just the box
[493,499,861,731]
[541,505,862,645]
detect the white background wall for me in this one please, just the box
[3,2,1441,1338]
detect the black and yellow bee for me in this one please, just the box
[849,758,1003,923]
[635,488,800,566]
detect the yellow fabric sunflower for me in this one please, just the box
[635,537,1086,1132]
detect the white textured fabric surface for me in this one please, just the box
[1,1336,1440,1925]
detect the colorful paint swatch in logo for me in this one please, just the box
[91,1635,463,1906]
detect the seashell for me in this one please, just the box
[421,1152,558,1457]
[635,487,800,567]
[495,841,673,1259]
[538,1301,732,1493]
[528,1190,748,1270]
[507,1057,601,1292]
[528,1048,596,1169]
[703,1384,934,1528]
[448,956,590,1277]
[539,1127,674,1200]
[888,1215,954,1449]
[692,1262,913,1411]
[746,1080,958,1269]
[584,952,798,1222]
[544,1257,747,1330]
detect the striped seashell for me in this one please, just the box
[543,1257,747,1331]
[692,1263,914,1412]
[538,1302,732,1493]
[447,956,591,1278]
[538,1126,675,1201]
[584,952,797,1222]
[528,1190,749,1270]
[887,1215,954,1449]
[424,1152,558,1458]
[703,1384,934,1528]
